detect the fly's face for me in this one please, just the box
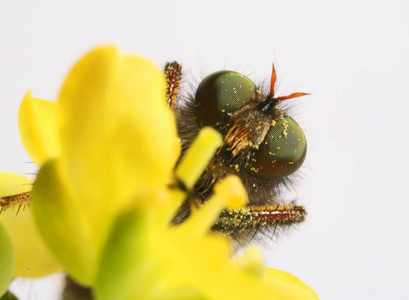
[166,62,309,243]
[194,69,308,179]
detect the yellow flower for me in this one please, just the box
[24,46,179,285]
[1,46,318,299]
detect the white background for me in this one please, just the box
[1,0,409,299]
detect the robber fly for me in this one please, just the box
[1,62,309,244]
[165,62,309,244]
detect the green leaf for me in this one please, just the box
[0,223,15,297]
[95,205,147,300]
[0,290,19,300]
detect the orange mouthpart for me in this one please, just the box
[269,63,310,101]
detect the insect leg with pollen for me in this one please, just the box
[0,192,31,214]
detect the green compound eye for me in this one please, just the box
[248,116,307,178]
[195,71,256,127]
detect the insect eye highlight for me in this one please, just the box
[195,71,256,127]
[248,116,307,178]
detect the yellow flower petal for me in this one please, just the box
[214,175,247,209]
[0,172,61,277]
[161,183,269,300]
[58,45,177,196]
[57,46,178,243]
[0,172,31,197]
[18,92,59,165]
[32,161,94,284]
[262,268,319,300]
[180,175,246,237]
[161,127,223,224]
[175,127,222,189]
[30,46,180,285]
[233,246,264,280]
[156,230,271,300]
